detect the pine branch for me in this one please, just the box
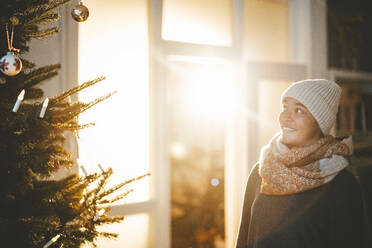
[16,0,72,26]
[25,26,60,39]
[25,64,60,81]
[49,92,116,124]
[47,101,84,124]
[89,169,112,205]
[78,91,117,114]
[49,101,69,109]
[52,76,106,104]
[98,189,133,205]
[24,87,44,100]
[21,59,36,69]
[97,172,151,200]
[23,64,60,89]
[24,13,61,26]
[98,231,119,239]
[51,122,95,131]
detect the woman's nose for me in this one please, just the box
[279,110,292,123]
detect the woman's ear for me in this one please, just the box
[329,124,336,136]
[319,128,325,138]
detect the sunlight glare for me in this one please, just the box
[77,0,149,204]
[171,142,186,159]
[181,65,236,123]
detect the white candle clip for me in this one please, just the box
[39,98,49,118]
[80,165,88,177]
[12,89,25,112]
[43,234,61,248]
[93,209,105,221]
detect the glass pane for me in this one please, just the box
[77,0,150,203]
[258,80,292,149]
[243,0,289,62]
[87,213,150,248]
[166,56,237,248]
[162,0,232,46]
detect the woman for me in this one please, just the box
[236,79,369,248]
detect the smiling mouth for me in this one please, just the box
[282,127,296,132]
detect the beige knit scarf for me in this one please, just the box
[258,132,353,195]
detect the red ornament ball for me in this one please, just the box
[0,52,22,76]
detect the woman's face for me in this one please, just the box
[279,97,323,148]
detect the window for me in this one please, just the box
[243,0,289,62]
[162,0,233,46]
[77,0,151,247]
[165,57,235,248]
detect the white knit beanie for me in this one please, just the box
[280,79,342,135]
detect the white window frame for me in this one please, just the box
[329,69,372,83]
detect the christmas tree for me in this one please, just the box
[0,1,149,247]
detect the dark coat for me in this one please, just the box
[236,163,371,248]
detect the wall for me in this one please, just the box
[24,6,79,179]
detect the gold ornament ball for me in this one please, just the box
[71,3,89,22]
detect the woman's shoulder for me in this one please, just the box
[331,168,360,189]
[249,162,261,182]
[244,162,261,193]
[329,168,363,202]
